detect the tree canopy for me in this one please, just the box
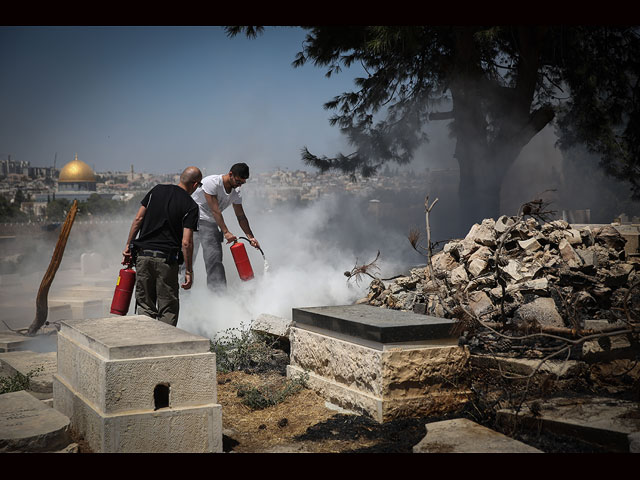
[227,26,640,227]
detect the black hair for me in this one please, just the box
[230,163,250,179]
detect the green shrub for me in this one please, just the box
[235,372,309,410]
[0,366,44,394]
[210,321,286,374]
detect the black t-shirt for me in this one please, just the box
[132,184,199,253]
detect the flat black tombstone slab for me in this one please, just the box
[292,305,457,344]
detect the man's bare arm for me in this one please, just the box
[181,227,194,289]
[204,193,236,243]
[123,205,147,258]
[233,203,260,249]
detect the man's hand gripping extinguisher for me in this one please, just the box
[110,247,136,315]
[230,237,264,281]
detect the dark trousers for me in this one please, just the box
[135,254,180,326]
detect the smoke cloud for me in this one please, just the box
[178,192,424,339]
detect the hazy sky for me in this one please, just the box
[0,26,368,175]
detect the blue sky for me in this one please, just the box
[0,26,368,175]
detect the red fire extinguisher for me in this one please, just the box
[230,237,264,281]
[110,254,136,315]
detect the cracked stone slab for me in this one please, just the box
[497,396,640,452]
[292,304,457,344]
[413,418,542,453]
[0,390,72,452]
[0,350,57,394]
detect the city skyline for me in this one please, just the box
[0,26,369,176]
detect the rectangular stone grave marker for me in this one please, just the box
[53,315,222,453]
[0,390,74,453]
[287,304,470,423]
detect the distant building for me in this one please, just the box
[57,154,97,192]
[49,154,104,202]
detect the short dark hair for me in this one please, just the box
[230,163,250,179]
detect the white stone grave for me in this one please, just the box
[53,315,222,453]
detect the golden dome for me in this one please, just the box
[59,154,96,182]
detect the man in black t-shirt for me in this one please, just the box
[122,166,202,326]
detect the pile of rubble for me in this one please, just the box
[360,216,639,336]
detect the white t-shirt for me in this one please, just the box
[191,174,242,224]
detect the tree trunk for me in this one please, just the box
[447,26,555,235]
[27,200,78,336]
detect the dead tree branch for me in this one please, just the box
[345,251,382,286]
[27,200,78,336]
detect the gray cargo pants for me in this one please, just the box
[193,220,227,292]
[135,254,180,326]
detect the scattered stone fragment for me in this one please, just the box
[465,219,497,248]
[251,313,292,340]
[412,418,542,453]
[594,225,626,251]
[515,297,564,329]
[518,237,542,253]
[558,238,584,268]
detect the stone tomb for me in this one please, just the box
[53,315,222,453]
[287,305,470,423]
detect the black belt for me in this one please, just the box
[138,250,170,259]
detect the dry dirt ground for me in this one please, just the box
[213,367,617,454]
[217,370,447,453]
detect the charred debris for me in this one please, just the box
[353,197,640,399]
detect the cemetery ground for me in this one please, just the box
[181,331,631,454]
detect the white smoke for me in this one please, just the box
[177,193,417,339]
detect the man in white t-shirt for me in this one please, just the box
[190,162,261,291]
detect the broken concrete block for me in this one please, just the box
[465,219,497,248]
[501,259,523,282]
[432,252,459,272]
[510,278,549,295]
[577,248,599,271]
[495,215,516,235]
[467,291,494,318]
[412,418,542,453]
[395,276,420,290]
[518,237,542,253]
[251,313,292,340]
[450,265,468,285]
[515,297,564,329]
[559,238,584,268]
[0,390,73,453]
[467,258,489,278]
[564,228,583,246]
[468,245,493,262]
[595,225,627,252]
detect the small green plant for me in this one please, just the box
[210,321,285,373]
[235,372,309,410]
[0,366,44,394]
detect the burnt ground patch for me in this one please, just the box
[294,413,454,453]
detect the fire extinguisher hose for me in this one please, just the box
[237,236,265,258]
